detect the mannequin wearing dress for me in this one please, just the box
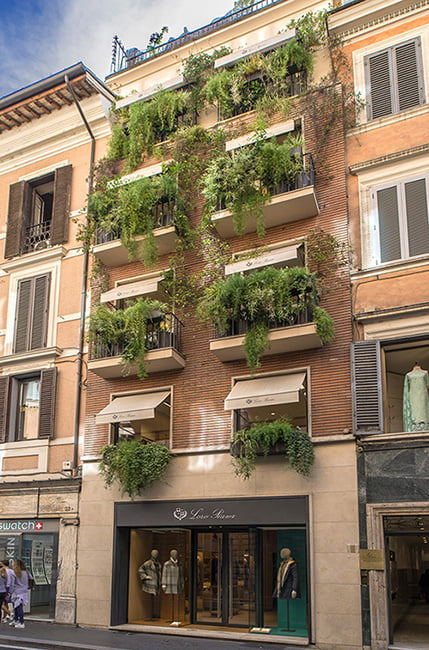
[403,363,429,432]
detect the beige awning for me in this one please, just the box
[100,276,163,303]
[224,373,306,411]
[96,390,170,425]
[225,243,302,275]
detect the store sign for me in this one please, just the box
[0,520,43,532]
[116,496,308,528]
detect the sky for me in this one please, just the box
[0,0,235,98]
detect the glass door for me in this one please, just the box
[195,530,256,627]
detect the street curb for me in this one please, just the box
[0,633,117,650]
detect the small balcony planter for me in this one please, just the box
[230,418,314,480]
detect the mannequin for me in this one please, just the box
[138,549,161,619]
[274,547,300,632]
[162,549,184,624]
[403,362,429,432]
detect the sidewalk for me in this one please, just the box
[0,620,312,650]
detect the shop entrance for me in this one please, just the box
[385,515,429,649]
[195,530,255,627]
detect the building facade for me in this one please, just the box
[329,1,429,649]
[77,2,362,649]
[0,63,114,623]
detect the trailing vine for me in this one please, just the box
[100,440,172,498]
[231,418,314,479]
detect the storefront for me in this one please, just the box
[111,496,309,639]
[0,518,59,619]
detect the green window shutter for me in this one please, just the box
[51,165,72,245]
[365,50,393,120]
[376,186,401,263]
[405,178,429,258]
[351,340,384,434]
[4,181,32,259]
[0,376,10,443]
[394,38,424,112]
[38,368,57,439]
[30,274,50,350]
[13,278,33,353]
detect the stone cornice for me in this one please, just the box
[349,143,429,174]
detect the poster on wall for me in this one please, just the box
[31,540,48,585]
[43,543,53,584]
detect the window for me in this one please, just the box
[364,38,425,121]
[13,274,50,353]
[0,368,57,443]
[5,165,72,259]
[225,372,308,433]
[352,339,429,435]
[371,176,429,265]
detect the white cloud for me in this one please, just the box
[0,0,234,96]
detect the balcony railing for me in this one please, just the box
[213,306,314,339]
[94,204,175,246]
[23,221,51,253]
[90,312,183,360]
[110,0,289,75]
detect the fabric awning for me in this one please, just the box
[225,243,302,275]
[214,30,295,69]
[100,276,163,303]
[96,390,170,425]
[224,373,306,411]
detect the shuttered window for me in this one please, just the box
[4,165,72,259]
[13,274,51,353]
[372,176,429,265]
[365,38,425,121]
[351,340,384,434]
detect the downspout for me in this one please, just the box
[64,75,95,472]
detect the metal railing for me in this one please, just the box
[90,312,183,360]
[216,152,315,211]
[110,0,288,75]
[94,204,175,245]
[213,305,315,339]
[23,221,51,253]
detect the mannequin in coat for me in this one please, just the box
[273,547,300,600]
[138,549,161,595]
[161,549,184,594]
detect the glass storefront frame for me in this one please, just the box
[111,497,310,638]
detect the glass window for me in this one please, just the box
[17,378,40,441]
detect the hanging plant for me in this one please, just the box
[231,418,314,479]
[88,297,168,379]
[197,266,334,371]
[99,440,172,498]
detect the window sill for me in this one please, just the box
[348,103,429,137]
[351,254,429,280]
[0,346,62,369]
[2,246,67,273]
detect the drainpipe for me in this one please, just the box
[64,75,95,473]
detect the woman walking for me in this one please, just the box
[9,559,33,629]
[0,561,12,622]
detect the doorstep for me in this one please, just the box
[111,623,309,645]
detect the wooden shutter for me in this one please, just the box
[351,340,384,435]
[395,39,424,112]
[51,165,72,245]
[38,368,57,439]
[13,278,33,353]
[0,376,10,443]
[366,50,392,120]
[405,178,429,257]
[4,181,32,259]
[30,274,50,350]
[376,186,401,263]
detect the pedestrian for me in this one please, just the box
[9,559,33,629]
[0,560,13,622]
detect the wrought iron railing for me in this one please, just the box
[216,152,315,211]
[90,312,183,360]
[213,306,315,339]
[23,221,51,253]
[110,0,289,75]
[94,204,175,245]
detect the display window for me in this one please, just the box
[0,520,58,619]
[126,525,308,637]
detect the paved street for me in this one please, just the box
[0,620,312,650]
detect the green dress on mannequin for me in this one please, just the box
[403,363,429,432]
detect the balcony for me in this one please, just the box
[210,309,323,362]
[22,221,51,254]
[88,312,185,378]
[211,154,319,238]
[92,206,178,267]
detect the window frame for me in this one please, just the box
[8,372,41,443]
[13,273,51,354]
[370,173,429,266]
